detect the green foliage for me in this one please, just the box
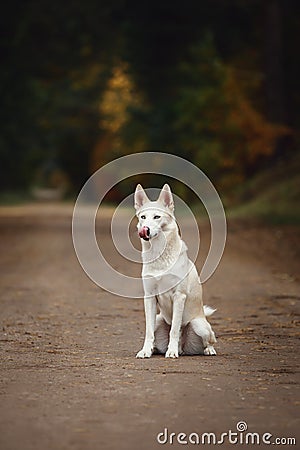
[1,0,300,202]
[0,0,120,189]
[173,33,228,177]
[227,157,300,225]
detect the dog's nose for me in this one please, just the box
[139,226,150,240]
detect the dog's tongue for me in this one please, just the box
[139,226,150,241]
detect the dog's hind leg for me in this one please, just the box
[153,314,170,355]
[182,317,216,356]
[192,317,217,355]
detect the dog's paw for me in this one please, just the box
[136,348,152,358]
[204,345,217,356]
[165,348,179,358]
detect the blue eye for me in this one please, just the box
[141,215,146,219]
[154,215,161,219]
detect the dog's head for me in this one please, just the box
[134,184,175,241]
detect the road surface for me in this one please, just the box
[0,203,299,449]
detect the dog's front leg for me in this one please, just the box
[166,293,186,358]
[136,296,157,358]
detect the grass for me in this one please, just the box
[0,190,33,205]
[1,153,299,225]
[227,155,300,225]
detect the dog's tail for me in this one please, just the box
[203,305,217,317]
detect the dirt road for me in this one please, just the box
[0,204,299,450]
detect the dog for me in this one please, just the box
[134,183,217,358]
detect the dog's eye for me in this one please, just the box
[154,215,161,219]
[140,215,146,220]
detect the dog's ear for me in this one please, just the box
[158,184,174,212]
[134,184,150,210]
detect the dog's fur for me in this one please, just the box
[135,184,217,358]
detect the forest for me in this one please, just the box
[1,0,299,213]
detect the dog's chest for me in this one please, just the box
[142,272,180,297]
[156,291,175,324]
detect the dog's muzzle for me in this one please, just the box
[139,226,150,241]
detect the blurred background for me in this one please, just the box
[1,0,299,222]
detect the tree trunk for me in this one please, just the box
[264,0,290,159]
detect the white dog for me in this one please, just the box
[135,184,217,358]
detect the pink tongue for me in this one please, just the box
[139,226,149,239]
